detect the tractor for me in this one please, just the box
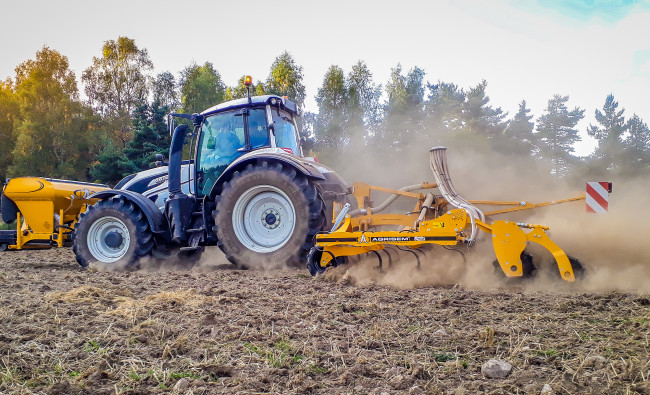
[72,83,348,268]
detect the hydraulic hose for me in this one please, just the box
[348,183,433,217]
[429,147,484,243]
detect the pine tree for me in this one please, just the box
[588,94,626,172]
[462,80,507,143]
[425,81,465,137]
[89,139,138,185]
[123,102,171,170]
[623,114,650,172]
[535,95,584,177]
[498,100,536,156]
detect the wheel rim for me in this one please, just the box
[86,216,131,263]
[232,185,296,253]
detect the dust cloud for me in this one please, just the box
[321,143,650,293]
[108,141,648,293]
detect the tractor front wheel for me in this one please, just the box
[73,197,154,269]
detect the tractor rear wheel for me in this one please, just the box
[73,197,154,269]
[213,162,326,268]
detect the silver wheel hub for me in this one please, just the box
[86,216,131,263]
[232,185,296,253]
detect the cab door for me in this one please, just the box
[196,111,246,196]
[195,108,271,196]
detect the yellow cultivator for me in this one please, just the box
[307,147,601,282]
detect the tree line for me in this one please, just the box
[1,36,648,188]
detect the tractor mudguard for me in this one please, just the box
[207,152,327,198]
[89,189,170,241]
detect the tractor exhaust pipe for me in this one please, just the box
[165,123,195,243]
[168,124,189,195]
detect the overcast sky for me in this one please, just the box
[2,0,649,156]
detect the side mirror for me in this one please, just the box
[301,135,315,151]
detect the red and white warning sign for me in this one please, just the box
[586,182,611,213]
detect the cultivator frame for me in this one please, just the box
[308,147,598,282]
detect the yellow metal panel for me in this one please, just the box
[526,227,575,282]
[491,221,527,277]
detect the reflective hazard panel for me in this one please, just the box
[586,182,611,213]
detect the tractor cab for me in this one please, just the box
[193,95,303,196]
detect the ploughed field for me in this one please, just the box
[0,248,649,394]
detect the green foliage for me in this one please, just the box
[623,114,650,172]
[8,46,98,181]
[378,64,427,152]
[82,36,153,117]
[124,101,170,170]
[265,51,306,107]
[312,61,381,163]
[243,340,304,368]
[462,80,507,139]
[535,94,584,178]
[588,94,627,173]
[1,40,648,187]
[179,62,226,114]
[152,71,179,110]
[0,80,19,184]
[347,60,382,130]
[315,65,348,149]
[89,138,138,186]
[425,81,466,136]
[225,75,264,101]
[497,100,537,156]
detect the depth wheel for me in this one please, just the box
[213,162,326,269]
[73,197,154,269]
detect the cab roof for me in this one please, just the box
[201,95,299,117]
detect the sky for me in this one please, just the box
[1,0,649,156]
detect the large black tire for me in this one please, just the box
[72,197,154,269]
[213,161,326,268]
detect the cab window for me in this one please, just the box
[248,108,270,148]
[197,111,245,195]
[272,110,300,155]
